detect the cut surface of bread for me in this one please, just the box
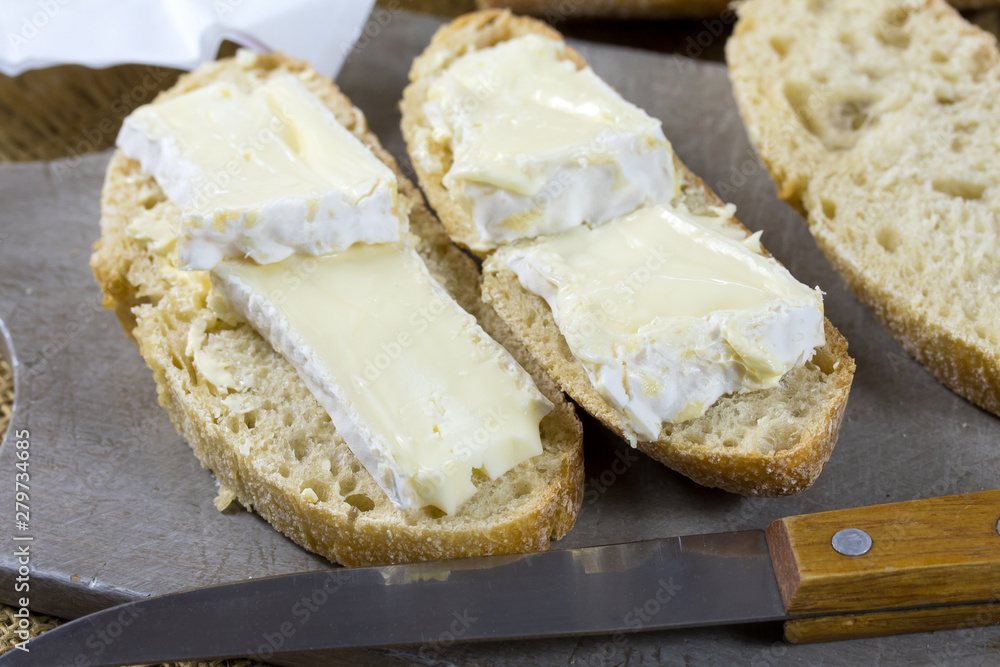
[401,10,855,496]
[91,52,584,567]
[727,0,1000,416]
[474,0,998,19]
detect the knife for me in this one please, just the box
[3,489,998,667]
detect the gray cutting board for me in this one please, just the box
[1,10,998,666]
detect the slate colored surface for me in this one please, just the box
[0,10,997,666]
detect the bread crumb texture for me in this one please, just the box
[91,53,583,566]
[728,0,1000,415]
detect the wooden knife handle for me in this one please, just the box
[766,489,1000,643]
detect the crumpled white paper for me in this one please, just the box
[0,0,376,77]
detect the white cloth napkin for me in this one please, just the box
[0,0,376,77]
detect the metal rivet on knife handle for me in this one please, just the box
[995,516,1000,536]
[831,528,872,556]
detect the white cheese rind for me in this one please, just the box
[213,243,553,514]
[117,75,405,270]
[494,204,825,443]
[420,34,676,250]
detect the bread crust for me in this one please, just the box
[726,0,1000,416]
[91,52,584,566]
[401,10,855,496]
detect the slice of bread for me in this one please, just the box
[401,10,855,496]
[474,0,997,20]
[727,0,1000,416]
[90,52,584,567]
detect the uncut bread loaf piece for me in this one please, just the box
[91,51,584,567]
[474,0,998,20]
[401,10,855,496]
[727,0,1000,415]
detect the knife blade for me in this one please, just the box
[3,489,998,667]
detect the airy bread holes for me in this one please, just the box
[820,198,837,220]
[837,32,857,54]
[291,437,309,461]
[344,494,374,512]
[935,89,960,105]
[876,27,911,49]
[876,7,912,49]
[301,480,330,503]
[770,35,793,58]
[421,505,446,520]
[338,477,357,495]
[783,81,824,137]
[876,225,902,253]
[809,347,837,375]
[783,81,876,150]
[140,194,164,210]
[932,177,986,201]
[830,99,873,133]
[471,467,490,487]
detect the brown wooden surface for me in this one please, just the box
[784,600,1000,644]
[767,489,1000,615]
